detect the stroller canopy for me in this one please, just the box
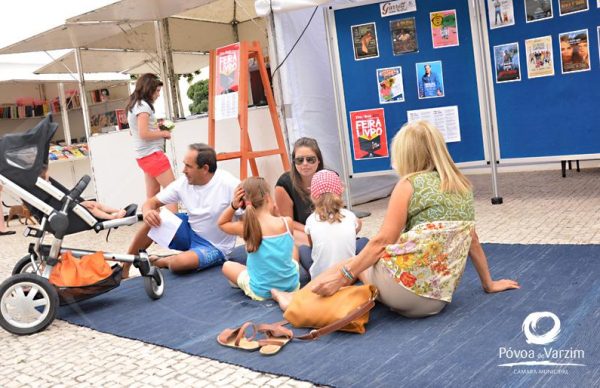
[0,115,58,189]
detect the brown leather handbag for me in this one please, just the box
[283,284,378,338]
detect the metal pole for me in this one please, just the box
[74,47,98,200]
[57,82,72,145]
[471,0,502,204]
[154,20,173,119]
[161,19,180,119]
[323,7,370,217]
[154,19,179,174]
[74,48,91,140]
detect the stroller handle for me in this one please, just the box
[69,175,91,200]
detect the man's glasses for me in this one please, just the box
[294,156,318,165]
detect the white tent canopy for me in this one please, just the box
[0,1,267,57]
[35,49,209,75]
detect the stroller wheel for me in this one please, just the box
[12,255,44,275]
[144,268,165,300]
[0,274,59,335]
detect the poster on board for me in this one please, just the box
[559,29,591,73]
[525,0,553,22]
[214,43,240,121]
[493,42,521,82]
[488,0,515,29]
[406,106,461,143]
[416,61,445,99]
[430,10,459,48]
[379,0,417,17]
[377,66,405,104]
[349,108,389,159]
[559,0,589,15]
[525,36,554,78]
[390,18,418,55]
[351,23,379,60]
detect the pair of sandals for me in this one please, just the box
[217,321,293,356]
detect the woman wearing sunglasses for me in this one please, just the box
[275,137,324,246]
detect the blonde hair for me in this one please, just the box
[241,177,270,253]
[391,120,471,193]
[313,192,344,223]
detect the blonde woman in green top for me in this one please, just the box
[273,120,519,318]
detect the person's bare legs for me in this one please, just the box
[271,259,355,312]
[154,169,178,214]
[123,222,154,279]
[222,261,246,284]
[271,289,294,311]
[82,201,126,220]
[151,250,199,273]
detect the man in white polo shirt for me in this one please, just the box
[124,143,240,277]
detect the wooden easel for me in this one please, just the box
[208,41,290,179]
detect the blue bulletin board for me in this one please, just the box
[329,0,487,175]
[485,1,600,159]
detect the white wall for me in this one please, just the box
[89,106,286,209]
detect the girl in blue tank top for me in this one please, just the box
[219,177,300,300]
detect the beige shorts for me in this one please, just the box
[363,260,448,318]
[236,261,300,301]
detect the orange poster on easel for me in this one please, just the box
[208,41,290,179]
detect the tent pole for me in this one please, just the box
[74,47,98,200]
[471,0,502,204]
[57,82,72,145]
[161,18,181,119]
[74,48,92,140]
[154,19,179,174]
[154,20,173,119]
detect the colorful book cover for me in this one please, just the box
[525,0,553,22]
[489,0,516,29]
[390,17,418,55]
[377,67,405,104]
[559,29,591,73]
[525,36,554,78]
[493,42,521,82]
[559,0,589,15]
[430,9,459,48]
[349,108,389,160]
[351,22,379,60]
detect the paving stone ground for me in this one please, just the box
[1,169,599,387]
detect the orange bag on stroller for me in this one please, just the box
[50,251,112,287]
[49,251,122,305]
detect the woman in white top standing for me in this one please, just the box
[125,74,176,213]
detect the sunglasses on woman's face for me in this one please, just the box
[294,156,318,165]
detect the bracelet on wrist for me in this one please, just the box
[230,201,239,211]
[340,265,355,283]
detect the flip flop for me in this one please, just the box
[217,322,260,351]
[256,322,293,356]
[0,231,16,236]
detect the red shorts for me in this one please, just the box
[136,151,171,177]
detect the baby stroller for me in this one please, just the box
[0,115,165,335]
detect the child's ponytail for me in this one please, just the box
[243,204,262,252]
[241,177,270,252]
[313,192,344,223]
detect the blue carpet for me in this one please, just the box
[59,244,600,387]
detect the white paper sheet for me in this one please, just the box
[147,208,183,249]
[406,105,461,143]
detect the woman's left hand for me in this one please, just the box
[311,271,348,297]
[484,279,520,293]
